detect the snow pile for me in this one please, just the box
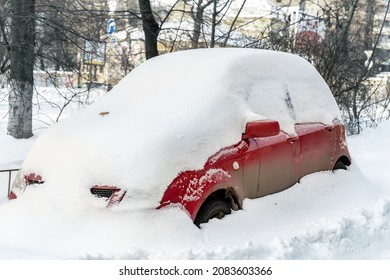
[19,48,340,209]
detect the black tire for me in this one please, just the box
[333,161,347,171]
[194,198,231,227]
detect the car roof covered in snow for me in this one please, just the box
[21,48,340,206]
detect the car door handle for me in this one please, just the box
[288,137,298,144]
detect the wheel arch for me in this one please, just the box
[192,187,241,222]
[335,155,351,167]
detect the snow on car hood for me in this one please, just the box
[21,48,340,208]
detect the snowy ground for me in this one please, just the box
[0,87,390,260]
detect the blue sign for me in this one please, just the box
[107,18,116,35]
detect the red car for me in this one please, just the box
[11,49,351,227]
[158,119,350,226]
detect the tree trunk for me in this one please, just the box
[299,0,306,12]
[364,0,375,50]
[0,11,11,74]
[7,0,35,139]
[138,0,159,60]
[210,0,217,48]
[192,0,204,49]
[191,0,214,49]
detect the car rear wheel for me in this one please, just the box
[333,160,347,171]
[194,198,231,227]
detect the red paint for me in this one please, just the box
[91,185,121,191]
[108,190,127,207]
[8,191,17,200]
[243,120,280,139]
[158,168,235,220]
[24,173,44,185]
[7,173,45,200]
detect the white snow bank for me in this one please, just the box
[0,164,389,259]
[0,135,33,170]
[348,122,390,187]
[19,48,340,209]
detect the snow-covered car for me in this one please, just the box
[10,48,351,226]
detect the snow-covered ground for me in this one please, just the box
[0,86,389,260]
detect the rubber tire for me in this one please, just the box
[194,198,231,227]
[333,161,347,171]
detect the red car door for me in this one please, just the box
[254,132,297,197]
[295,123,335,177]
[240,138,260,199]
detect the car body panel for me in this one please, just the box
[241,138,260,199]
[296,123,335,177]
[256,132,294,197]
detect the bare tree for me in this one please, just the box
[290,0,390,134]
[3,0,116,137]
[190,0,213,48]
[7,0,36,139]
[138,0,159,59]
[0,0,10,75]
